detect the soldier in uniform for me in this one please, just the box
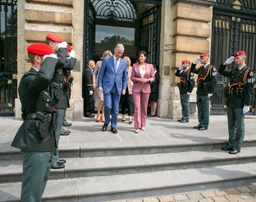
[175,59,195,123]
[62,44,76,127]
[46,33,69,169]
[191,53,218,130]
[84,60,96,117]
[11,43,58,202]
[219,51,254,154]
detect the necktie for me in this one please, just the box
[115,59,118,72]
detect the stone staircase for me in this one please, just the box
[0,116,256,202]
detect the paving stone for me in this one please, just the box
[249,191,256,197]
[212,196,228,202]
[143,197,159,202]
[224,194,243,201]
[224,187,241,195]
[199,198,214,202]
[214,189,228,196]
[244,199,256,202]
[186,192,204,200]
[158,195,174,202]
[239,192,253,200]
[172,194,188,201]
[236,186,252,193]
[248,184,256,191]
[127,199,143,202]
[200,190,216,198]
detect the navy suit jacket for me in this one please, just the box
[97,56,127,95]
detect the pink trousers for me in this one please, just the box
[132,91,150,129]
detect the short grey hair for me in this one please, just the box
[115,43,125,51]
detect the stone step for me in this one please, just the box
[1,162,256,202]
[1,147,256,184]
[2,139,256,161]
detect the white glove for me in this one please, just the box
[193,58,200,64]
[225,56,234,64]
[207,93,213,98]
[178,63,183,70]
[243,105,250,114]
[70,50,76,58]
[58,42,67,49]
[187,92,190,95]
[43,54,57,60]
[89,90,93,95]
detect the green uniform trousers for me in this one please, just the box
[180,94,190,121]
[197,95,210,128]
[227,106,245,150]
[52,108,65,164]
[20,150,52,202]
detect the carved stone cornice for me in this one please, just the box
[172,0,216,6]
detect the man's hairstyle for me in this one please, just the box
[28,52,36,64]
[115,43,124,51]
[45,37,52,45]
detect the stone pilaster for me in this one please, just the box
[164,0,215,120]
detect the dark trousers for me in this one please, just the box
[227,106,244,150]
[180,93,190,121]
[120,90,134,116]
[20,150,52,202]
[84,93,94,114]
[197,95,210,128]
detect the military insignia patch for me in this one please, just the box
[249,71,254,77]
[213,67,217,72]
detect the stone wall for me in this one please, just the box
[158,0,214,119]
[15,0,84,119]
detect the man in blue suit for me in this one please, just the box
[97,44,127,134]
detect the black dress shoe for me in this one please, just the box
[180,120,189,123]
[229,149,240,154]
[63,121,72,126]
[221,146,232,151]
[111,128,118,134]
[60,130,70,136]
[51,162,65,169]
[193,125,201,129]
[58,159,66,164]
[177,119,182,122]
[198,127,207,130]
[102,123,108,131]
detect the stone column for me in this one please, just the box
[159,0,215,119]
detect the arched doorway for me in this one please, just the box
[211,0,256,114]
[82,0,162,116]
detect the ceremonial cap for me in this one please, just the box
[182,59,190,64]
[200,53,208,58]
[27,43,53,56]
[46,33,63,42]
[67,44,73,51]
[234,50,246,57]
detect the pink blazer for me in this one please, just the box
[131,63,155,93]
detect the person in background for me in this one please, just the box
[94,50,113,123]
[175,60,195,123]
[98,44,127,134]
[84,60,96,117]
[190,53,218,131]
[148,64,160,117]
[11,43,58,202]
[120,56,134,124]
[219,51,254,154]
[131,51,155,133]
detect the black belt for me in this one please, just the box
[23,113,37,120]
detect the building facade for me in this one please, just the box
[0,0,255,119]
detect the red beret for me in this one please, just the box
[67,44,73,51]
[234,50,246,57]
[27,43,53,56]
[200,53,208,58]
[182,59,190,64]
[46,33,63,42]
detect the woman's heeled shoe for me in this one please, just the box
[134,129,139,133]
[101,115,105,123]
[96,115,101,123]
[128,118,132,124]
[121,117,126,122]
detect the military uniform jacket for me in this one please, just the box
[51,47,68,109]
[175,68,195,94]
[11,57,58,152]
[63,57,77,78]
[150,70,160,93]
[191,63,218,95]
[219,64,254,108]
[84,66,94,93]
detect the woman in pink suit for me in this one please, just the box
[131,51,155,133]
